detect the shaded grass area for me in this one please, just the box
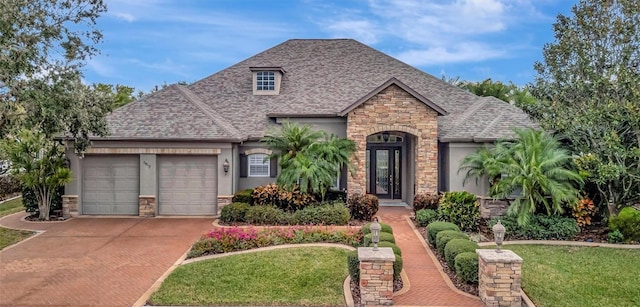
[149,247,350,306]
[0,197,34,250]
[506,245,640,307]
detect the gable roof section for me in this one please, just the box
[103,84,243,141]
[338,77,447,116]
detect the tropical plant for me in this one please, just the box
[1,130,72,220]
[262,122,356,199]
[459,128,584,225]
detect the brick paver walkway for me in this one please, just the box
[377,206,482,307]
[0,212,213,306]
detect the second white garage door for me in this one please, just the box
[158,155,218,215]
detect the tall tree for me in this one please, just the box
[528,0,640,214]
[0,0,110,153]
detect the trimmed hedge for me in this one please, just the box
[367,241,402,256]
[393,255,403,280]
[415,209,438,227]
[444,239,479,269]
[244,205,291,225]
[489,214,580,240]
[220,202,251,223]
[362,222,393,235]
[293,203,350,225]
[426,221,460,247]
[609,207,640,242]
[231,189,253,204]
[455,252,479,284]
[436,230,469,255]
[347,250,360,281]
[437,191,480,232]
[363,232,395,246]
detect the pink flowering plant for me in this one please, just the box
[188,226,363,258]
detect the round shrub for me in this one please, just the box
[413,193,440,213]
[367,241,402,256]
[416,209,438,227]
[437,191,480,232]
[363,232,395,246]
[436,230,469,255]
[347,250,360,281]
[244,205,291,225]
[426,221,460,247]
[393,254,403,280]
[231,189,254,204]
[362,222,393,235]
[220,202,251,223]
[444,239,479,269]
[454,252,479,284]
[346,193,379,221]
[609,207,640,242]
[293,203,350,225]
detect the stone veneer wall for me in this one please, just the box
[62,195,78,218]
[346,84,438,195]
[138,195,156,217]
[478,197,510,219]
[217,195,233,215]
[476,249,523,307]
[358,247,395,306]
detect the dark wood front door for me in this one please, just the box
[368,147,401,199]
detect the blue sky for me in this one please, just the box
[85,0,575,92]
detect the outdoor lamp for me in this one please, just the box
[382,132,390,142]
[492,219,506,253]
[370,217,382,251]
[223,159,230,174]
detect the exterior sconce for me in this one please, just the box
[223,159,230,174]
[370,217,381,251]
[382,132,390,142]
[492,219,506,253]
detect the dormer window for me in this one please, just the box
[250,66,285,95]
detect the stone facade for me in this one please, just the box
[347,84,438,195]
[217,195,233,215]
[478,197,510,219]
[477,249,523,307]
[138,195,156,217]
[358,247,396,306]
[62,195,78,218]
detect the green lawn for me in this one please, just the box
[149,247,350,306]
[0,197,34,250]
[506,245,640,307]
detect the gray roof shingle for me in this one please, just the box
[104,39,536,142]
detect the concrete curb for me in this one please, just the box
[0,195,21,205]
[477,240,640,249]
[344,276,354,307]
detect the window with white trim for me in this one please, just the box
[256,71,275,91]
[248,153,270,177]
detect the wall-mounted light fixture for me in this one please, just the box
[223,159,230,174]
[382,132,390,142]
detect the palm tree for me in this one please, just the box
[459,128,584,225]
[262,121,324,161]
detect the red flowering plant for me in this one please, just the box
[188,226,363,258]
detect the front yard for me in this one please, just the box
[0,197,34,250]
[148,247,350,306]
[506,245,640,307]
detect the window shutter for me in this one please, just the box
[240,154,248,178]
[340,165,348,190]
[270,157,278,178]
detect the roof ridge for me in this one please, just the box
[174,85,243,139]
[479,113,504,138]
[454,97,489,125]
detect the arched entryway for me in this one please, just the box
[365,131,417,202]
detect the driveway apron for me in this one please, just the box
[0,213,213,306]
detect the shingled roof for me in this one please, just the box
[104,39,536,142]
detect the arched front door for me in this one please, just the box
[366,132,403,199]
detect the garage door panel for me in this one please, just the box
[82,155,139,215]
[158,155,217,215]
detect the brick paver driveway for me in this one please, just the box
[0,213,213,306]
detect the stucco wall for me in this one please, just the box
[346,84,439,196]
[238,142,276,191]
[446,142,490,196]
[275,117,347,138]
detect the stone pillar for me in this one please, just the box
[62,195,78,218]
[216,195,233,215]
[139,195,156,217]
[358,247,395,306]
[476,249,523,307]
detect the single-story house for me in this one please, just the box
[62,39,535,217]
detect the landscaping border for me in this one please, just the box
[212,218,357,230]
[0,211,43,252]
[477,240,640,249]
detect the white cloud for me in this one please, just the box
[397,42,506,65]
[112,12,136,22]
[327,20,379,44]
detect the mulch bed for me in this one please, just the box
[218,220,366,227]
[350,276,403,306]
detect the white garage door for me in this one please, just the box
[82,155,140,215]
[158,155,217,215]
